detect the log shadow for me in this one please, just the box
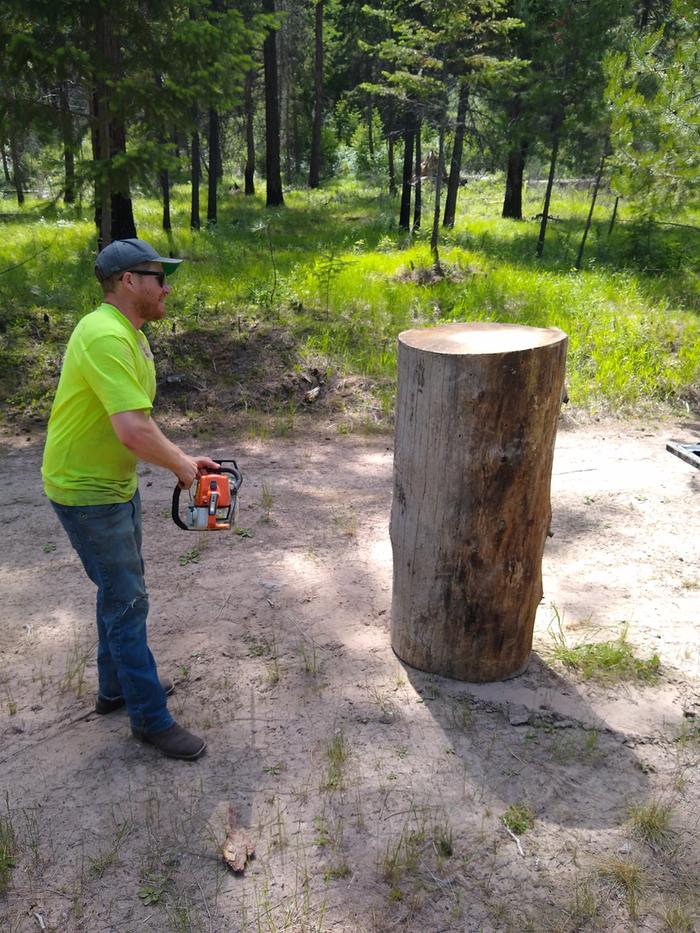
[399,650,652,831]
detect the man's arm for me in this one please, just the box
[111,410,218,488]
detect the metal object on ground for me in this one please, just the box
[666,442,700,470]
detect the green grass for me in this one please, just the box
[1,177,698,426]
[501,802,534,835]
[549,617,661,683]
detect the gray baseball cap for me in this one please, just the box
[95,238,183,280]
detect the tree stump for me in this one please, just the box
[390,322,568,682]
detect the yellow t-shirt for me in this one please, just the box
[42,303,156,505]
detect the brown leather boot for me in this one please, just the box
[132,722,207,760]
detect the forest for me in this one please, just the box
[0,0,698,429]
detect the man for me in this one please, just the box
[42,238,218,760]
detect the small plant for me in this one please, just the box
[62,631,90,698]
[502,802,534,836]
[321,731,349,792]
[627,799,675,852]
[234,526,254,538]
[323,863,351,881]
[662,900,695,932]
[299,639,318,676]
[178,546,200,566]
[0,795,17,895]
[564,879,603,930]
[42,541,57,553]
[549,612,660,683]
[89,820,130,877]
[3,683,17,716]
[138,876,169,906]
[598,856,644,919]
[259,484,274,523]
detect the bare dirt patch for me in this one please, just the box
[1,418,699,932]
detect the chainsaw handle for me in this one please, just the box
[215,460,243,493]
[171,485,189,530]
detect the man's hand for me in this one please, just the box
[177,456,222,490]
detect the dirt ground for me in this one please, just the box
[1,416,699,933]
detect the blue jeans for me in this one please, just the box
[51,490,173,734]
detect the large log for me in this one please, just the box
[390,322,568,682]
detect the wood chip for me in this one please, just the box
[222,805,255,873]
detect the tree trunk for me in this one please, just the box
[0,144,10,183]
[388,133,396,196]
[59,84,75,204]
[367,102,374,158]
[430,122,446,270]
[443,83,468,228]
[207,106,220,224]
[244,69,256,195]
[390,321,568,682]
[109,120,137,240]
[263,0,284,207]
[413,120,422,231]
[502,142,527,219]
[308,0,323,188]
[191,129,201,230]
[9,132,24,206]
[92,8,136,245]
[536,121,561,258]
[575,149,607,270]
[398,118,414,232]
[160,166,171,232]
[608,195,620,235]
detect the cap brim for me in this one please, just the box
[157,258,183,277]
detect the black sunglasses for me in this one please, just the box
[127,270,166,287]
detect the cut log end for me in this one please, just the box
[399,321,566,355]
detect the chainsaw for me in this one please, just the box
[172,460,243,531]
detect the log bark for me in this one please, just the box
[390,322,568,682]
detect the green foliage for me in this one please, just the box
[0,181,698,428]
[549,619,661,683]
[502,802,534,835]
[606,0,699,219]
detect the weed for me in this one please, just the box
[137,875,169,905]
[263,763,282,776]
[627,799,675,852]
[234,526,254,538]
[299,638,319,676]
[0,795,17,894]
[324,863,351,881]
[89,819,130,877]
[549,612,660,683]
[3,682,17,716]
[334,509,358,537]
[662,901,695,932]
[42,541,56,553]
[320,730,349,792]
[178,546,200,566]
[259,483,274,522]
[502,802,534,835]
[598,856,645,919]
[62,631,91,698]
[564,879,603,930]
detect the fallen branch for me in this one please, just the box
[502,821,525,857]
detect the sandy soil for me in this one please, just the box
[1,417,699,932]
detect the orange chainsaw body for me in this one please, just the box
[194,474,232,530]
[171,460,243,532]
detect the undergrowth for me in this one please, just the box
[1,179,698,428]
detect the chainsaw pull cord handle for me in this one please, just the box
[208,481,219,516]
